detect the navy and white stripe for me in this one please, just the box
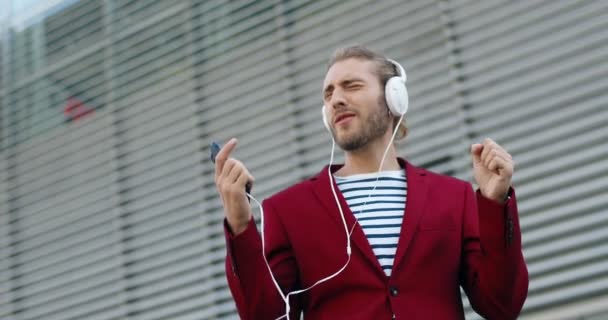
[335,170,406,277]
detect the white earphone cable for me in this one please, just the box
[252,113,405,320]
[254,139,354,320]
[350,113,405,230]
[253,58,407,319]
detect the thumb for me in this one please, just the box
[471,144,483,165]
[215,138,239,174]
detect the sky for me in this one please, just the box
[1,0,78,30]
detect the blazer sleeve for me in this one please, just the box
[223,199,301,320]
[460,185,529,320]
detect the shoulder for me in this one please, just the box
[268,180,313,202]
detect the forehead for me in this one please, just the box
[323,58,378,88]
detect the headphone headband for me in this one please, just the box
[387,59,407,83]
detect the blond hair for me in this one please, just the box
[328,45,408,140]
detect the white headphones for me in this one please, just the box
[322,59,409,131]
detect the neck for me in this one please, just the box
[335,136,401,177]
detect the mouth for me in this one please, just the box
[334,112,356,125]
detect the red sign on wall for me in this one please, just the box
[64,97,94,122]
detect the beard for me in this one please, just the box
[332,98,391,151]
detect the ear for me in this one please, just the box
[322,105,330,131]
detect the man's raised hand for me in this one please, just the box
[471,138,514,203]
[215,138,254,235]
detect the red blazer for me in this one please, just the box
[224,159,528,319]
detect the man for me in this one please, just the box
[215,46,528,319]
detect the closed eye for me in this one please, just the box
[322,79,365,100]
[342,78,365,90]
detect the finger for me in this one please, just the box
[481,139,506,164]
[471,144,483,164]
[215,138,238,178]
[226,159,244,184]
[486,144,513,166]
[487,152,513,174]
[487,156,501,172]
[215,159,233,197]
[483,137,496,147]
[489,156,513,176]
[218,158,237,188]
[482,148,494,169]
[481,138,497,156]
[236,169,254,191]
[495,148,513,160]
[483,138,513,159]
[484,149,508,170]
[226,159,253,187]
[480,144,491,165]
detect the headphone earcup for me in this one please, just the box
[322,105,330,131]
[385,77,409,117]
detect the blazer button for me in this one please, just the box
[390,286,398,296]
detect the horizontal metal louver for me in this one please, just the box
[194,1,305,317]
[4,113,127,320]
[1,1,607,319]
[440,1,608,318]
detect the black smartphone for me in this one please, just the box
[210,142,221,164]
[210,142,252,195]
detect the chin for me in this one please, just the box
[336,135,367,151]
[333,131,353,144]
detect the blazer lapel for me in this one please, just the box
[392,160,429,272]
[311,165,386,276]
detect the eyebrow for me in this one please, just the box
[323,77,366,96]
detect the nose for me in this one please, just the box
[328,88,347,111]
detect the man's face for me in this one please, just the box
[322,58,390,151]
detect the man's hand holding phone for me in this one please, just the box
[212,138,254,236]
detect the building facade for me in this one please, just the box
[1,1,608,319]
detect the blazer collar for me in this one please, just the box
[311,158,429,277]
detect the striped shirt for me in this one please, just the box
[335,170,407,277]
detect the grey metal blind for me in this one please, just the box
[440,1,608,318]
[44,0,105,65]
[110,1,220,319]
[1,1,608,319]
[1,156,12,318]
[1,0,126,319]
[194,1,304,317]
[4,114,127,320]
[0,39,4,91]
